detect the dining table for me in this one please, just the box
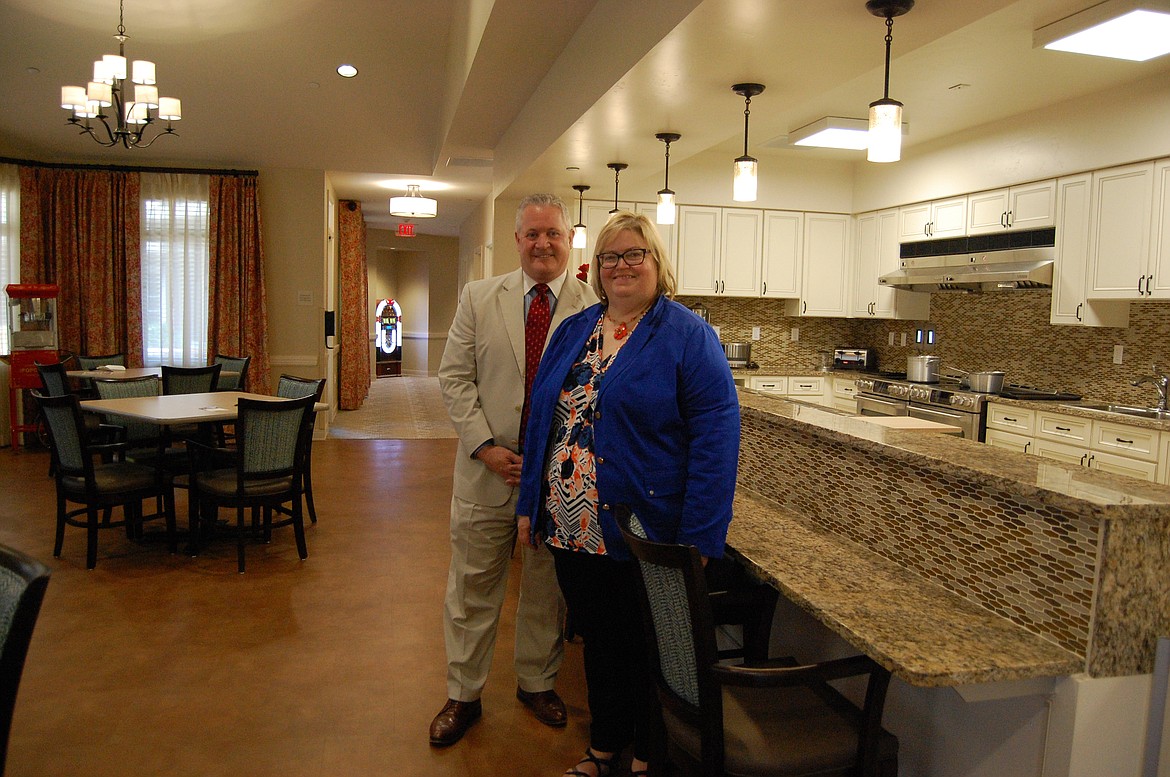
[66,366,240,382]
[80,390,325,425]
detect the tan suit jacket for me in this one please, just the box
[439,268,598,507]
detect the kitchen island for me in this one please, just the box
[731,389,1170,777]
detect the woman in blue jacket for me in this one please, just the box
[516,210,739,777]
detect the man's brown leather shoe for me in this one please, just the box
[516,688,567,727]
[428,698,482,746]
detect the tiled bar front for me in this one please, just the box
[733,390,1170,680]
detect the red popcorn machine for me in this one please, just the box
[4,284,60,448]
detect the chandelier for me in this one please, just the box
[59,0,182,149]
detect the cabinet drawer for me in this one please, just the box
[1035,411,1091,444]
[1091,420,1160,462]
[986,404,1035,435]
[787,376,825,395]
[748,376,787,395]
[833,378,858,399]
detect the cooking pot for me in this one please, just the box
[965,370,1006,393]
[722,342,751,368]
[907,355,940,383]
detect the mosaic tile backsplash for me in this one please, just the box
[736,410,1099,659]
[682,292,1170,406]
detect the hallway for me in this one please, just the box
[0,439,589,776]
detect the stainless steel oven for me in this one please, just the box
[855,376,988,441]
[856,393,908,417]
[907,403,980,439]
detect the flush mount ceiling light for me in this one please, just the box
[59,0,182,149]
[336,64,359,77]
[571,184,590,249]
[655,132,681,225]
[731,83,764,202]
[389,184,437,219]
[1034,0,1170,61]
[607,162,628,215]
[790,117,871,150]
[866,0,914,163]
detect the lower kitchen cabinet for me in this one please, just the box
[984,428,1032,453]
[748,375,830,407]
[831,376,858,412]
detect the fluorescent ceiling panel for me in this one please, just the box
[1036,4,1170,61]
[789,117,907,150]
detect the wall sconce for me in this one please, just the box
[572,184,590,249]
[655,132,680,225]
[731,83,764,202]
[1033,0,1170,61]
[866,0,914,164]
[607,162,627,214]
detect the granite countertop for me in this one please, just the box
[737,389,1170,516]
[987,395,1170,432]
[727,490,1084,687]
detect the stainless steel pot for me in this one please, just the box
[722,342,751,368]
[907,355,940,383]
[966,370,1006,393]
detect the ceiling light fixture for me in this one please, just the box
[790,117,871,150]
[731,83,764,202]
[389,184,437,219]
[572,184,590,249]
[59,0,182,149]
[1034,1,1170,61]
[607,162,627,215]
[866,0,914,163]
[337,64,359,77]
[655,132,681,225]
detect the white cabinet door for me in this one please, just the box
[853,210,924,319]
[1008,180,1057,230]
[1148,158,1170,299]
[1050,174,1129,327]
[1088,162,1155,299]
[929,197,968,239]
[634,202,676,274]
[966,190,1012,234]
[1090,451,1158,481]
[675,206,721,296]
[852,211,881,317]
[720,209,763,297]
[984,429,1032,454]
[581,201,634,270]
[898,202,932,242]
[793,213,851,317]
[761,210,802,298]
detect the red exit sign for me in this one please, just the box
[397,223,415,238]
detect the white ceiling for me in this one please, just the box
[2,0,1169,237]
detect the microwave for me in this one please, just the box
[833,348,876,371]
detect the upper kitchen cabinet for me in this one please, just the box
[852,209,929,320]
[1086,161,1166,300]
[760,210,803,299]
[675,206,762,297]
[581,200,635,270]
[633,202,677,273]
[898,196,967,242]
[1049,173,1129,327]
[966,180,1056,235]
[785,213,852,317]
[1150,158,1170,298]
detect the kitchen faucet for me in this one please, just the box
[1132,367,1170,411]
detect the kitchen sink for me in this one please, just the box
[1061,403,1170,421]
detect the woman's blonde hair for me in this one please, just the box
[589,210,677,303]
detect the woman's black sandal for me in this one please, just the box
[565,748,618,777]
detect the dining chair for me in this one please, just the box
[92,376,165,454]
[187,395,316,573]
[616,506,899,777]
[275,374,326,524]
[161,364,222,395]
[0,543,51,777]
[74,353,126,399]
[36,362,105,474]
[34,392,177,570]
[212,354,251,392]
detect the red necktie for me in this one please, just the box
[520,283,551,447]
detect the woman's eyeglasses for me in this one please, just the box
[596,248,652,268]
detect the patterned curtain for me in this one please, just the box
[207,174,271,394]
[337,200,369,410]
[18,166,144,364]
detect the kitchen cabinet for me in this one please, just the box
[675,206,761,297]
[1049,173,1129,327]
[633,201,676,273]
[897,196,967,242]
[1159,435,1170,485]
[760,210,802,298]
[1149,158,1170,298]
[748,376,786,395]
[1086,161,1159,300]
[851,209,929,320]
[966,180,1056,235]
[785,213,852,317]
[748,375,830,407]
[580,200,634,272]
[831,376,858,412]
[984,428,1032,453]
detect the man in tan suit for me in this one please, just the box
[430,193,599,746]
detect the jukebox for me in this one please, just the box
[4,284,60,448]
[374,298,402,377]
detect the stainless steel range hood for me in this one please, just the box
[878,247,1054,293]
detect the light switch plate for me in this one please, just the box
[1113,345,1124,364]
[751,326,761,341]
[900,332,908,346]
[888,332,895,346]
[790,326,799,342]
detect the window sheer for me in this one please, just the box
[140,172,210,366]
[0,164,19,354]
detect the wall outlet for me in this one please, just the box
[751,326,761,341]
[790,326,799,342]
[900,332,908,346]
[712,325,721,339]
[1113,344,1124,365]
[888,332,896,346]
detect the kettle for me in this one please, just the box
[690,303,710,323]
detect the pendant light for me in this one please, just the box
[866,0,914,163]
[607,162,627,214]
[655,132,680,225]
[731,83,764,202]
[571,184,590,249]
[389,184,438,218]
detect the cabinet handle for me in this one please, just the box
[1006,209,1013,227]
[1080,453,1088,466]
[802,301,807,314]
[1000,212,1007,228]
[1056,425,1071,432]
[1076,302,1083,322]
[1024,442,1031,453]
[762,281,767,294]
[1087,454,1095,467]
[1147,275,1154,296]
[1138,275,1146,295]
[1003,416,1017,423]
[1115,437,1134,445]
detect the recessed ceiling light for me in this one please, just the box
[1035,4,1170,61]
[337,64,358,78]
